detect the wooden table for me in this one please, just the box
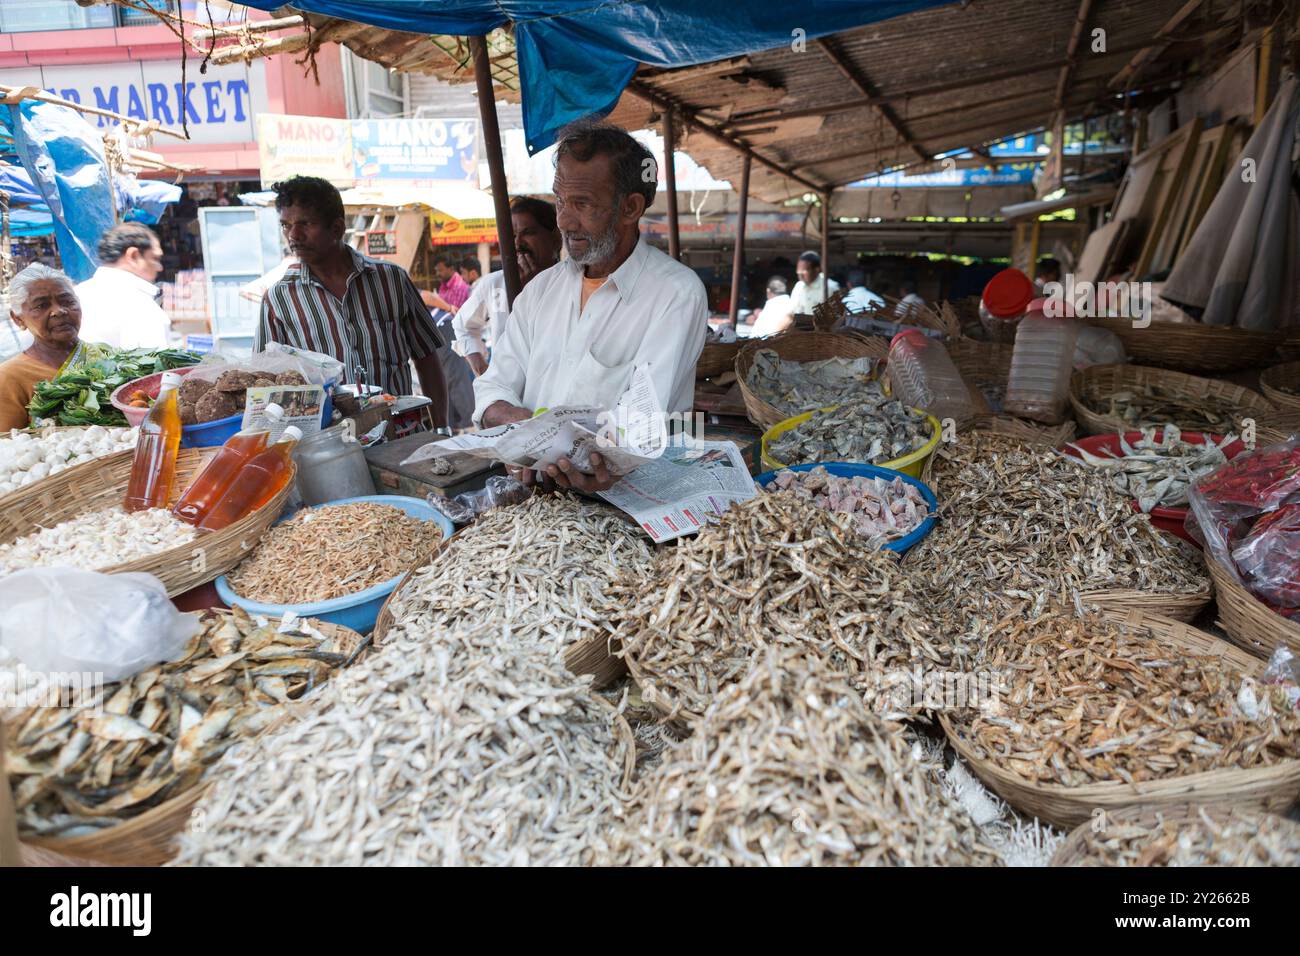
[364,432,503,500]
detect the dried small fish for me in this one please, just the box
[1062,426,1237,511]
[746,349,882,417]
[767,465,930,547]
[769,397,930,466]
[1064,805,1300,866]
[1083,383,1245,433]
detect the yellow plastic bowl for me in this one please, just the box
[760,405,942,477]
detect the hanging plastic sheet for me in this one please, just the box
[0,163,180,231]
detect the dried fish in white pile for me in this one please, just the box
[614,492,971,722]
[947,606,1300,788]
[1062,426,1237,511]
[5,608,355,837]
[768,397,931,466]
[767,465,930,547]
[609,647,1000,866]
[746,349,882,417]
[175,621,631,866]
[226,502,445,604]
[907,431,1210,623]
[1062,805,1300,866]
[0,507,194,577]
[1082,382,1244,432]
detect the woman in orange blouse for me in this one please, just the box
[0,264,83,431]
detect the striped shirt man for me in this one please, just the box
[255,246,444,396]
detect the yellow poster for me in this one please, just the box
[257,114,354,187]
[428,210,497,245]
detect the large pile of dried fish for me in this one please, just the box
[226,502,444,604]
[1063,806,1300,866]
[0,507,194,577]
[947,607,1300,788]
[614,492,969,721]
[611,647,998,866]
[1062,427,1238,511]
[746,349,882,417]
[908,432,1210,622]
[1082,382,1245,433]
[768,397,931,466]
[5,608,356,836]
[176,624,630,866]
[767,465,930,547]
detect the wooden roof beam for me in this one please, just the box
[815,36,929,165]
[1052,0,1095,125]
[1109,0,1208,90]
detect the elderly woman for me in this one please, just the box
[0,264,83,431]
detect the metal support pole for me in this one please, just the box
[470,35,521,307]
[728,155,751,327]
[820,192,831,305]
[663,107,681,260]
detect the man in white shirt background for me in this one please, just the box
[75,223,171,350]
[843,270,886,313]
[750,276,794,337]
[789,250,840,315]
[895,279,927,321]
[473,122,707,492]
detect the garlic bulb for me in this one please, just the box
[0,426,137,494]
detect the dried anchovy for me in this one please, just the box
[767,465,930,547]
[768,397,930,466]
[1083,383,1245,433]
[614,492,971,722]
[5,607,351,837]
[1062,426,1236,512]
[948,606,1300,788]
[1066,806,1300,866]
[746,349,882,417]
[0,507,194,577]
[176,624,630,866]
[609,647,1000,866]
[908,432,1210,624]
[227,502,445,604]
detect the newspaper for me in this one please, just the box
[598,439,756,543]
[242,384,326,440]
[400,364,667,477]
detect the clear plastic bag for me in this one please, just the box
[425,475,532,525]
[189,343,343,387]
[1262,645,1300,713]
[1072,325,1127,370]
[0,569,200,682]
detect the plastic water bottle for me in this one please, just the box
[1003,308,1080,423]
[887,329,974,424]
[978,268,1035,343]
[124,371,183,513]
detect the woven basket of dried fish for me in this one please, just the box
[1050,802,1300,867]
[0,447,293,597]
[1259,360,1300,414]
[696,341,742,380]
[945,339,1015,416]
[1077,317,1290,374]
[609,646,1000,866]
[938,606,1300,828]
[908,431,1212,624]
[1207,556,1300,660]
[1069,364,1273,437]
[735,331,889,429]
[616,491,974,726]
[920,417,1076,491]
[10,607,364,865]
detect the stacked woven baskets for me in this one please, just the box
[734,331,888,430]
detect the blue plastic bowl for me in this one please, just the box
[754,461,938,555]
[181,382,337,448]
[213,493,455,634]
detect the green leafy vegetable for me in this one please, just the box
[26,348,201,426]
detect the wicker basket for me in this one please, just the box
[734,331,889,430]
[1069,364,1274,436]
[1259,360,1300,414]
[1079,317,1290,374]
[940,609,1300,828]
[1078,581,1212,624]
[1208,556,1300,660]
[0,448,293,597]
[696,341,742,381]
[1049,801,1281,867]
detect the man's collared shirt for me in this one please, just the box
[452,270,509,358]
[255,246,444,396]
[439,272,471,312]
[472,236,707,424]
[790,276,841,315]
[76,266,170,350]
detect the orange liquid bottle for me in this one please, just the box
[124,371,184,513]
[172,429,270,525]
[198,426,302,532]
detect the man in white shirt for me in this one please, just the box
[473,123,708,492]
[75,223,170,350]
[843,270,886,313]
[453,197,561,376]
[790,250,840,315]
[894,279,927,321]
[750,276,794,337]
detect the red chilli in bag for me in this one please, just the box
[1196,445,1300,509]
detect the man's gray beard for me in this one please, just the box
[564,222,619,267]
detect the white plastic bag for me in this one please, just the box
[190,342,343,387]
[0,569,200,682]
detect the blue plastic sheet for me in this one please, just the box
[239,1,952,153]
[0,164,179,232]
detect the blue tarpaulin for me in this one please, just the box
[239,1,952,153]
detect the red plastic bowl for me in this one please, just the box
[110,366,198,427]
[1058,429,1246,546]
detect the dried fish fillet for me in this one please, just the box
[768,465,930,547]
[746,349,882,417]
[768,397,930,467]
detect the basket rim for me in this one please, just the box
[758,404,942,472]
[734,330,889,428]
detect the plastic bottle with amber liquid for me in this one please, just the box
[172,404,284,526]
[197,426,303,532]
[124,371,184,513]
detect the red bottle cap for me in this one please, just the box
[890,328,928,349]
[981,268,1035,318]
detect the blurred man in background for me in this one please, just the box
[76,223,170,349]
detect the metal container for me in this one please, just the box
[293,422,376,505]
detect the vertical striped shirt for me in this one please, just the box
[255,247,444,396]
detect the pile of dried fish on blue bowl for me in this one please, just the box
[745,349,882,417]
[768,398,931,467]
[4,607,360,837]
[1061,427,1238,512]
[767,465,931,548]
